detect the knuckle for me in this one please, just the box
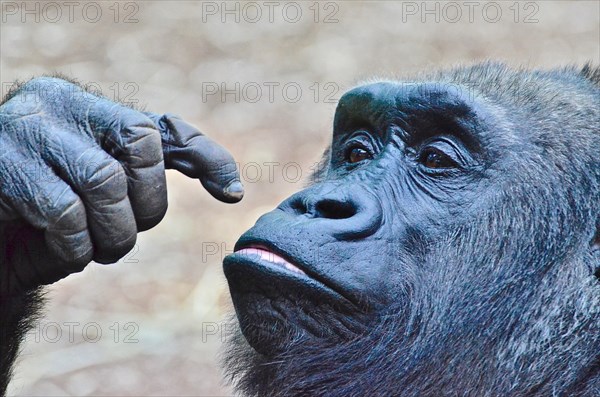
[163,116,203,147]
[125,128,163,164]
[82,161,128,198]
[210,158,239,179]
[45,221,92,268]
[67,249,94,270]
[21,77,78,103]
[119,113,163,167]
[94,234,137,264]
[47,188,85,231]
[121,111,158,137]
[58,238,93,270]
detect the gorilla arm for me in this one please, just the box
[0,77,243,393]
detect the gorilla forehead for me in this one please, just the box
[332,82,526,177]
[336,81,478,121]
[333,63,599,183]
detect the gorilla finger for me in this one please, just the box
[40,134,138,263]
[0,155,93,274]
[1,220,89,290]
[87,100,167,231]
[146,112,244,203]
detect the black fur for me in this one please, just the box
[0,290,44,394]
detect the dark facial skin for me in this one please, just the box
[223,64,600,396]
[225,82,505,352]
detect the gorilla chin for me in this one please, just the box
[223,240,371,357]
[222,62,600,397]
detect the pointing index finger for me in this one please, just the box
[147,113,244,203]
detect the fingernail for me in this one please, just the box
[224,180,244,200]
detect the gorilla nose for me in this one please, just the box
[279,184,383,239]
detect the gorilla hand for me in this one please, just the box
[0,77,243,294]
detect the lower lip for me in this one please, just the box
[235,247,306,275]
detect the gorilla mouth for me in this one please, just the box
[225,243,364,352]
[225,242,352,305]
[235,247,306,276]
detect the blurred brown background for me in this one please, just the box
[1,1,598,395]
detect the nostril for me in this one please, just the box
[278,186,382,239]
[314,199,357,220]
[290,198,306,215]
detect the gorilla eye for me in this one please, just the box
[341,133,376,166]
[344,142,373,164]
[417,140,464,171]
[345,145,372,164]
[421,148,455,169]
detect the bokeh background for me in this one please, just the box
[1,1,598,395]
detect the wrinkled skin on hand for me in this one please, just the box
[0,77,243,294]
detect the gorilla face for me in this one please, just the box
[222,64,600,396]
[224,82,490,351]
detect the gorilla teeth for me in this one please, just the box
[236,248,306,275]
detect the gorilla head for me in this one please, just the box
[222,63,600,397]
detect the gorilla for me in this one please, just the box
[1,63,599,397]
[222,63,600,397]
